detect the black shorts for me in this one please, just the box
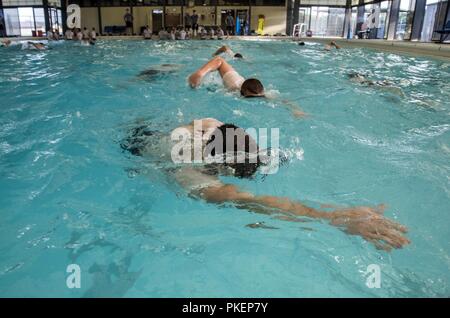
[126,21,133,28]
[226,25,233,32]
[192,23,198,31]
[121,125,159,157]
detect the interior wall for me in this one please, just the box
[184,6,216,26]
[100,7,128,29]
[80,7,99,32]
[251,6,287,34]
[133,6,162,33]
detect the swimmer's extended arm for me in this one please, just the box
[279,99,307,118]
[188,56,234,88]
[213,45,232,56]
[198,184,409,251]
[265,95,306,119]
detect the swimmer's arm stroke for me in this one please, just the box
[213,45,232,56]
[265,95,307,119]
[189,56,233,88]
[197,183,409,251]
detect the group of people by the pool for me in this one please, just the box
[0,26,97,50]
[119,43,410,252]
[143,25,227,41]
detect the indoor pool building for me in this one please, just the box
[0,0,449,300]
[0,0,449,43]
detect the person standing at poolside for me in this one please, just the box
[178,28,187,40]
[191,10,199,37]
[121,117,410,252]
[188,56,305,118]
[47,29,54,41]
[65,28,74,40]
[225,12,235,36]
[217,26,225,39]
[76,28,83,41]
[0,22,5,38]
[53,29,60,40]
[143,26,152,39]
[90,28,97,41]
[82,27,90,39]
[124,8,134,36]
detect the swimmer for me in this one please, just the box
[217,27,225,40]
[27,41,47,50]
[324,40,340,51]
[121,118,410,251]
[298,41,305,46]
[348,72,405,97]
[1,39,11,47]
[188,56,306,118]
[137,64,183,82]
[213,45,243,59]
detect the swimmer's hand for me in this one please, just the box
[279,99,307,119]
[292,109,307,118]
[328,205,410,251]
[188,72,202,88]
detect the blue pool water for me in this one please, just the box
[0,39,449,297]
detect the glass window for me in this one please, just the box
[251,0,284,5]
[34,8,46,34]
[350,6,357,38]
[166,0,184,5]
[310,7,328,37]
[4,8,21,36]
[362,1,391,39]
[18,7,34,36]
[3,0,43,5]
[298,6,311,30]
[327,8,345,37]
[396,0,415,40]
[309,6,344,37]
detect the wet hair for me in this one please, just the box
[205,124,261,178]
[298,41,305,46]
[347,71,363,79]
[240,78,264,98]
[234,53,243,58]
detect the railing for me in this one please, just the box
[292,23,306,39]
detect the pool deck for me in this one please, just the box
[3,35,449,60]
[295,37,450,60]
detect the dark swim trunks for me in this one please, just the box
[121,126,158,156]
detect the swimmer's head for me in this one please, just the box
[240,78,265,98]
[348,71,364,79]
[298,41,305,46]
[234,53,243,59]
[205,124,261,178]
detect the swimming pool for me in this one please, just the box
[0,39,449,297]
